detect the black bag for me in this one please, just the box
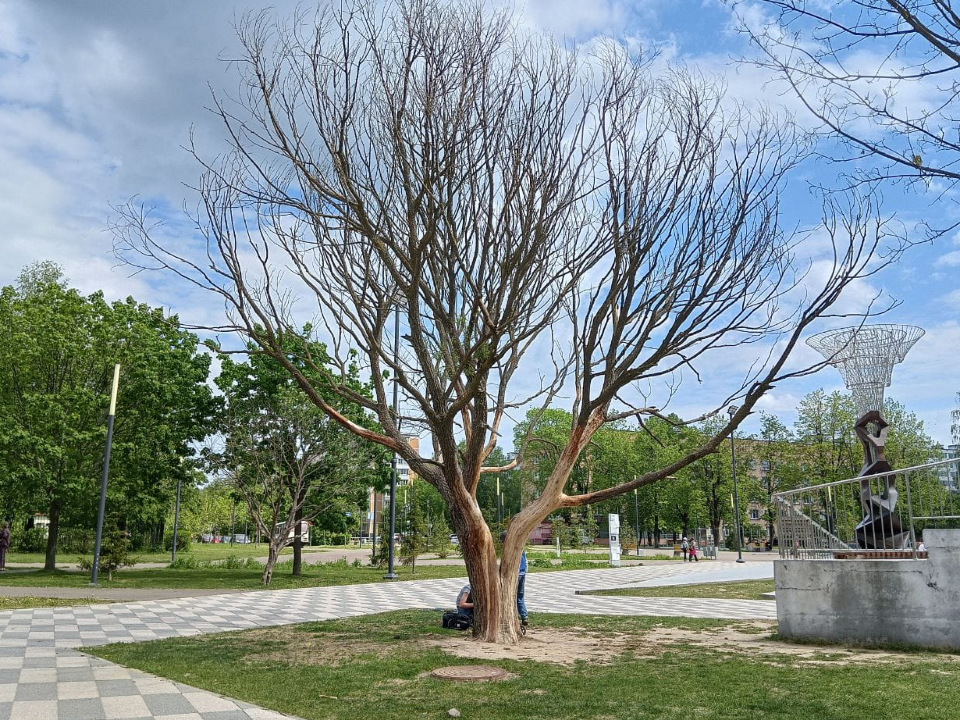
[441,610,472,630]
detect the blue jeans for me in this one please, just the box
[517,573,527,620]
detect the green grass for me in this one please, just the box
[5,542,304,566]
[89,610,960,720]
[0,596,114,611]
[584,579,776,601]
[0,561,468,590]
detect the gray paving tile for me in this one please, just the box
[14,682,57,702]
[57,697,104,720]
[142,690,199,715]
[97,678,141,697]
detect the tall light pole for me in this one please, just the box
[384,306,400,580]
[633,485,641,556]
[91,364,120,586]
[171,474,182,564]
[727,405,745,564]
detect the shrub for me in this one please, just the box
[170,555,200,569]
[79,526,135,580]
[13,526,47,553]
[59,528,95,554]
[163,531,191,553]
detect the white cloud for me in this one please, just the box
[936,250,960,267]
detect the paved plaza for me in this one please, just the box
[0,561,774,719]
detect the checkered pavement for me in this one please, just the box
[0,561,774,718]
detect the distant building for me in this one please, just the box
[365,435,420,538]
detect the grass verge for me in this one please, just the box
[0,561,467,590]
[0,596,113,611]
[583,579,775,601]
[88,610,960,720]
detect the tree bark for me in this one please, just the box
[44,500,60,571]
[262,542,281,585]
[451,486,522,644]
[292,495,304,577]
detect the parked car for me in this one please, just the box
[200,533,214,543]
[449,534,459,546]
[231,534,251,544]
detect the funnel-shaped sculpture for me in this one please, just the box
[806,324,924,550]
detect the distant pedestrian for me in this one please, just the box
[689,540,699,562]
[681,536,689,562]
[0,521,10,571]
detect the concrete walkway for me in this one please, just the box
[0,561,774,719]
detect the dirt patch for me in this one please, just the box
[644,623,960,667]
[237,630,396,668]
[427,622,960,668]
[235,622,960,671]
[422,627,650,666]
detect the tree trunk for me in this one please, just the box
[262,542,281,585]
[292,497,304,576]
[44,500,60,571]
[453,491,522,644]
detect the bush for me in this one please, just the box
[13,526,47,553]
[163,531,191,553]
[78,526,135,580]
[220,555,260,570]
[59,528,95,554]
[170,555,200,569]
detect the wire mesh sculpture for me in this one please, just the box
[807,324,925,549]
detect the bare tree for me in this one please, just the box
[115,0,909,642]
[743,0,960,185]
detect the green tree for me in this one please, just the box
[748,414,803,547]
[399,484,428,572]
[212,339,386,583]
[0,263,214,569]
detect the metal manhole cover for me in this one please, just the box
[430,665,508,681]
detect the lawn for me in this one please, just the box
[584,579,776,601]
[90,610,960,720]
[5,541,306,566]
[0,596,113,611]
[0,561,468,590]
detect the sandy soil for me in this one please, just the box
[233,619,960,671]
[427,622,960,668]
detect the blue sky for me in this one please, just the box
[0,0,957,445]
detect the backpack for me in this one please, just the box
[441,610,472,630]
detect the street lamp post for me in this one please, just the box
[91,364,120,587]
[727,405,745,564]
[384,306,400,580]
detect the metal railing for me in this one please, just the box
[774,457,960,559]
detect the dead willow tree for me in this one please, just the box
[115,0,908,643]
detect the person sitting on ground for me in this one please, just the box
[456,583,474,622]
